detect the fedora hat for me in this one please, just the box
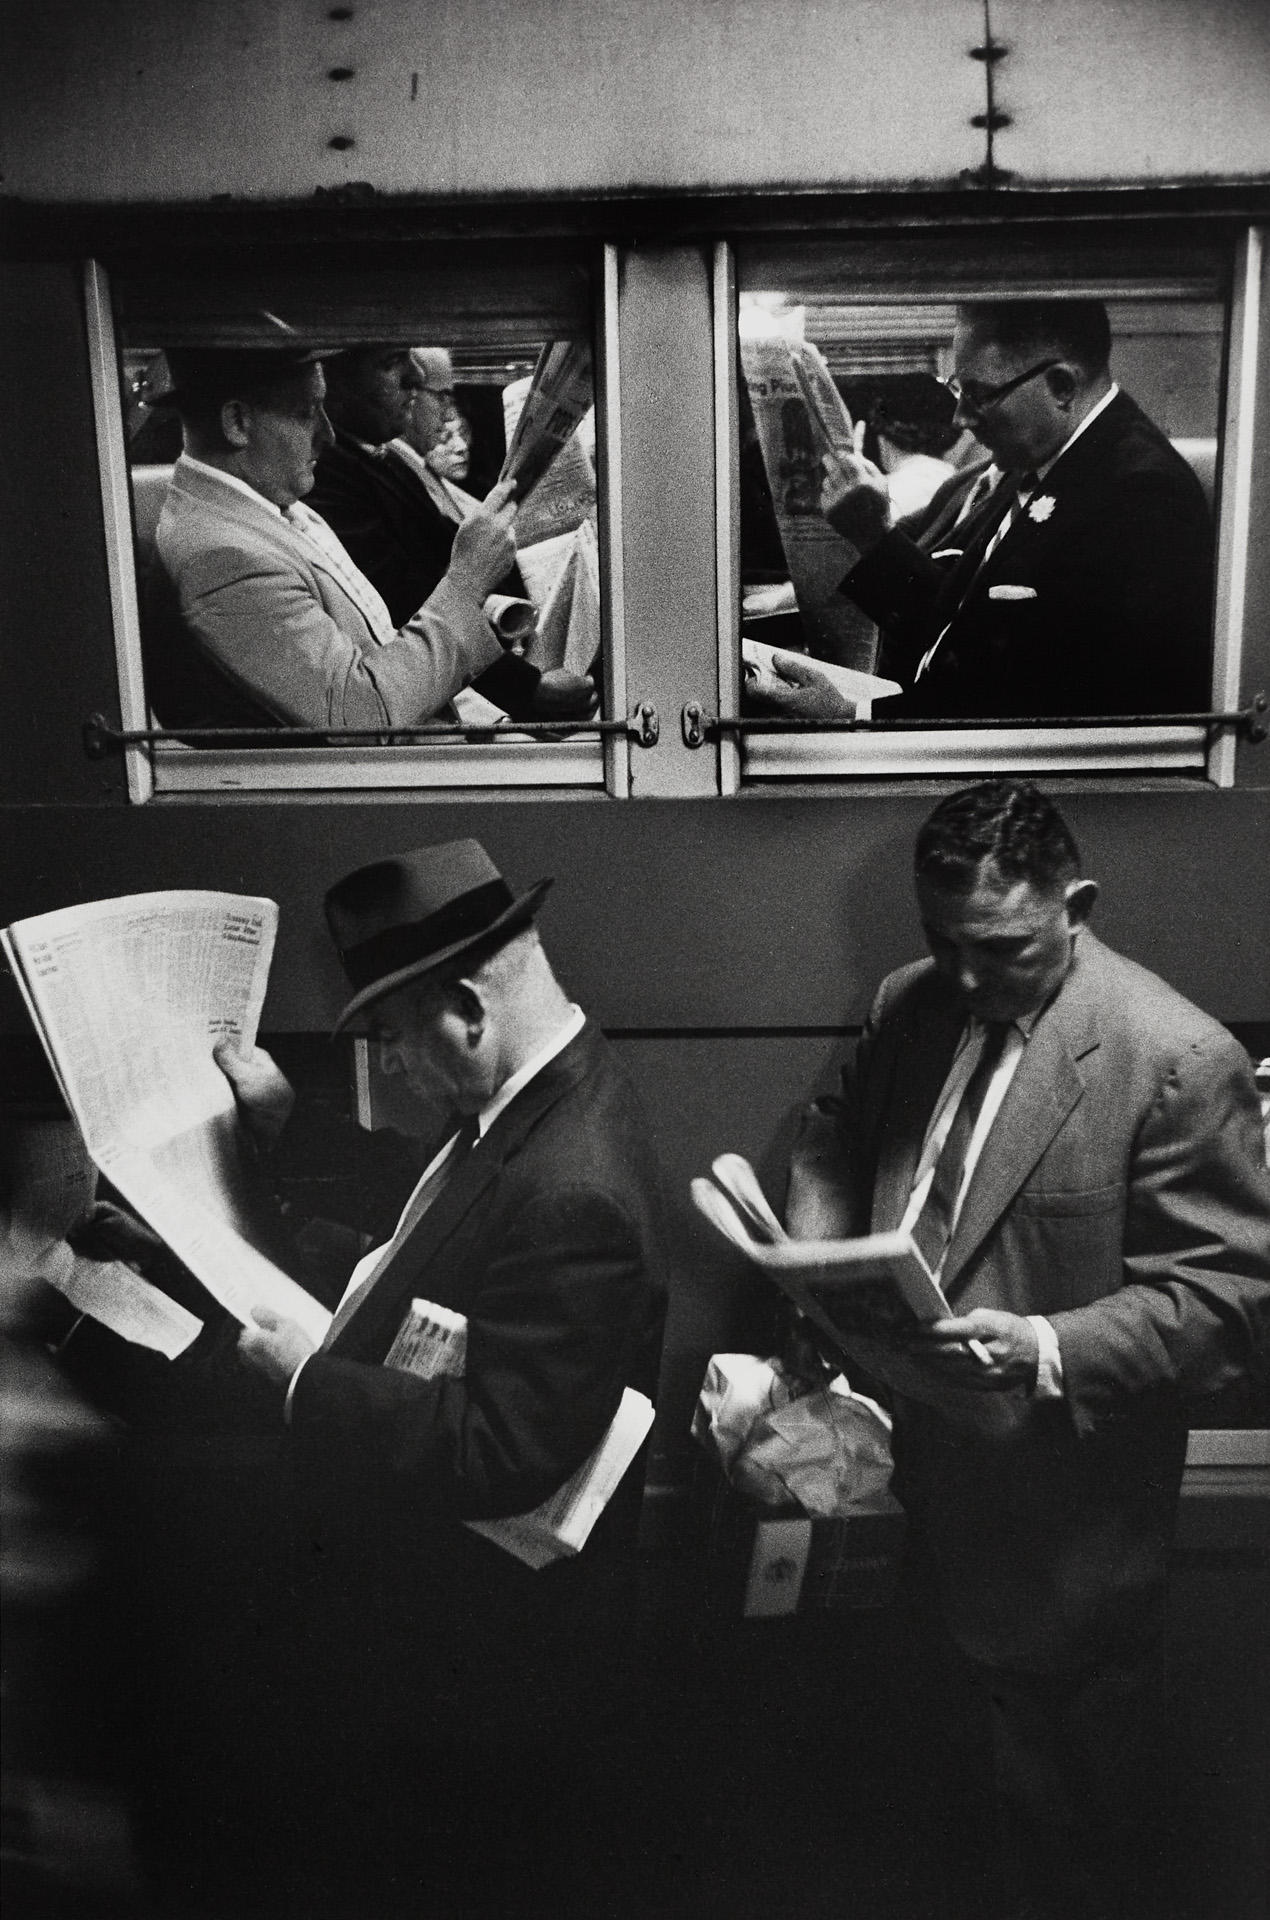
[326,840,552,1033]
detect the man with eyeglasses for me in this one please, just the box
[792,299,1213,721]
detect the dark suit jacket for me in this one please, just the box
[287,1021,668,1741]
[789,934,1270,1673]
[309,431,543,719]
[842,391,1214,718]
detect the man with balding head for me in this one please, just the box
[755,300,1213,722]
[146,346,521,734]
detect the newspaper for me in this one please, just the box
[384,1293,653,1569]
[2,892,330,1346]
[2,1113,202,1357]
[499,342,595,538]
[740,332,879,672]
[518,519,601,677]
[742,638,900,718]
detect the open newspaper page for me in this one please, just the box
[740,328,880,673]
[2,892,330,1345]
[694,1155,1001,1426]
[383,1296,653,1569]
[499,342,595,533]
[518,519,601,677]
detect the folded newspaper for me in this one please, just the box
[692,1155,995,1401]
[385,1296,654,1570]
[2,892,331,1347]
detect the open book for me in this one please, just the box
[385,1296,654,1570]
[692,1154,989,1368]
[2,891,330,1347]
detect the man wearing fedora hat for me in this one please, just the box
[215,838,667,1907]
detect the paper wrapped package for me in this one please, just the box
[692,1352,895,1518]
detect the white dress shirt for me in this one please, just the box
[284,1004,587,1415]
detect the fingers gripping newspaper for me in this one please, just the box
[2,893,330,1346]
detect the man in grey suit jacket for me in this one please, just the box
[145,347,519,733]
[788,780,1270,1920]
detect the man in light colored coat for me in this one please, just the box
[146,346,517,733]
[788,779,1270,1919]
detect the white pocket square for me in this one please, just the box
[988,584,1038,601]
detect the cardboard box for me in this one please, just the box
[704,1475,907,1618]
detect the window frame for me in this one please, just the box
[85,249,627,803]
[714,226,1265,792]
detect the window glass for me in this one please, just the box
[734,236,1227,768]
[110,251,605,787]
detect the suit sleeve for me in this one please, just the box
[287,1183,650,1518]
[1053,1032,1270,1437]
[175,540,504,729]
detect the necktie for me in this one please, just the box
[980,469,1038,567]
[321,1115,480,1348]
[909,1023,1011,1274]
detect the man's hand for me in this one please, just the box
[68,1200,168,1274]
[906,1309,1040,1393]
[213,1040,296,1148]
[744,651,854,721]
[821,438,892,552]
[236,1307,317,1387]
[447,480,518,602]
[528,669,599,720]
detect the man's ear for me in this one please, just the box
[1064,878,1099,928]
[1046,363,1080,410]
[219,397,253,449]
[451,978,486,1042]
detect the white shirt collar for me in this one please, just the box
[176,450,286,516]
[478,1003,586,1138]
[1034,382,1119,484]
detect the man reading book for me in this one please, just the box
[786,779,1270,1920]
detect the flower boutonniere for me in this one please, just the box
[1027,494,1056,524]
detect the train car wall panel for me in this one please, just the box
[3,0,1269,205]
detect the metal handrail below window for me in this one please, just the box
[681,695,1267,748]
[83,706,661,757]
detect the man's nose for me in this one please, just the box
[378,1037,403,1078]
[952,393,980,433]
[313,406,336,452]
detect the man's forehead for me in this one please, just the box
[952,320,1017,375]
[916,868,1062,932]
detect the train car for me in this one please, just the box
[2,4,1267,1916]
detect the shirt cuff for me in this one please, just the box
[284,1354,311,1425]
[1027,1315,1065,1399]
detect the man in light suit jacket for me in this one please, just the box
[308,343,596,721]
[787,780,1270,1920]
[145,347,519,734]
[220,839,668,1910]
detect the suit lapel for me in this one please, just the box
[974,390,1131,590]
[330,1025,598,1357]
[940,943,1104,1297]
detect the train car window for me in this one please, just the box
[729,231,1234,782]
[93,250,615,798]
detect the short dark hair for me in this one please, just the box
[914,780,1081,893]
[956,299,1112,380]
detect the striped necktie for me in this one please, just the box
[909,1024,1011,1274]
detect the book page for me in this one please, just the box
[4,893,330,1346]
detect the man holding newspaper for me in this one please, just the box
[39,841,666,1912]
[781,780,1270,1920]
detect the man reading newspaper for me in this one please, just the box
[70,841,667,1916]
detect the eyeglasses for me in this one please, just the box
[944,358,1062,414]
